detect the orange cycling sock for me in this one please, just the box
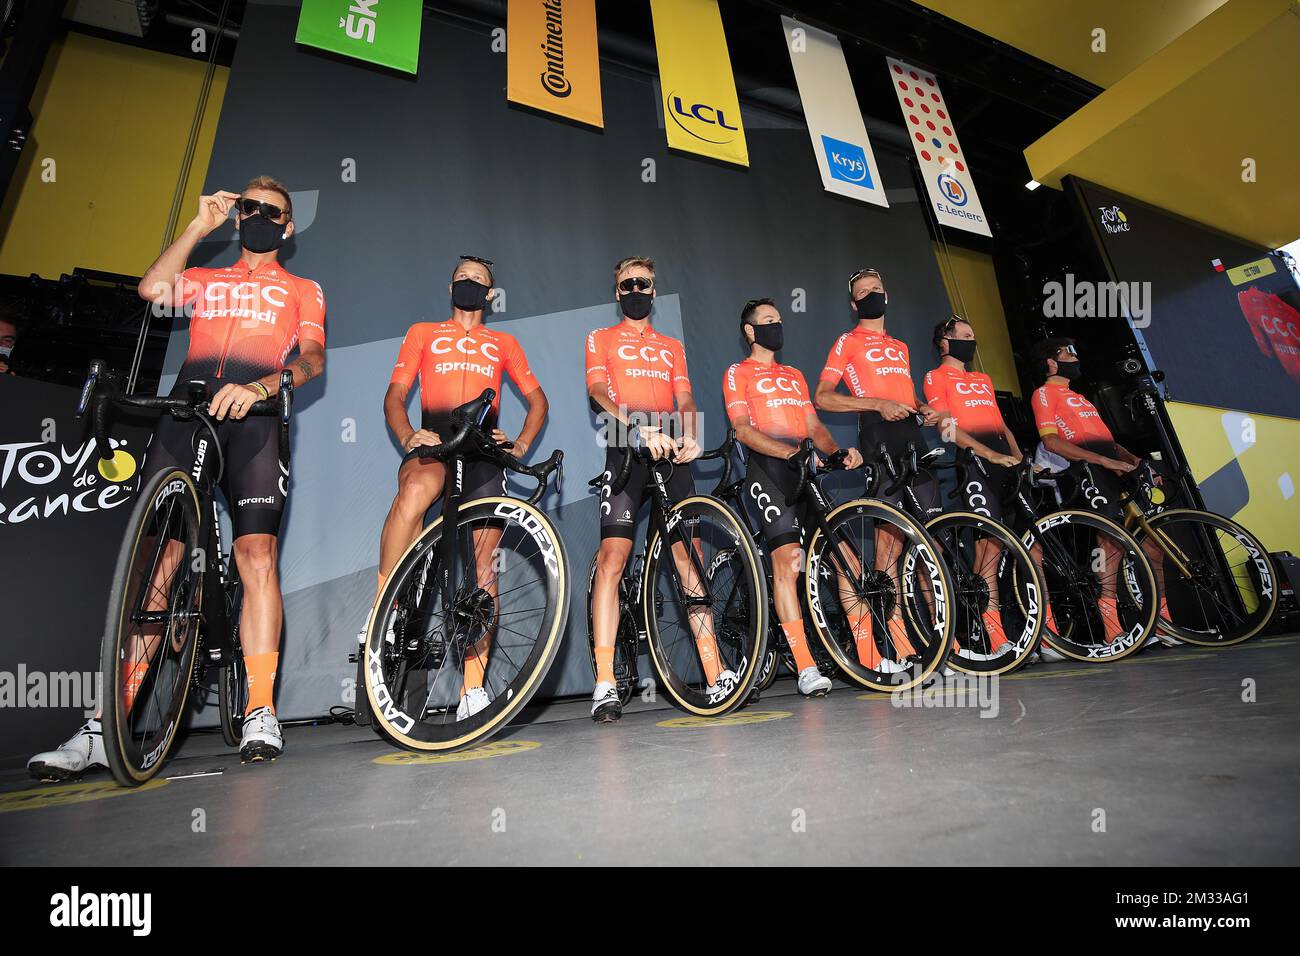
[244,652,279,715]
[695,629,724,686]
[982,609,1010,651]
[1043,600,1058,635]
[887,616,918,659]
[594,646,616,687]
[1098,597,1124,644]
[781,620,817,673]
[848,614,882,669]
[122,660,149,714]
[1158,596,1171,622]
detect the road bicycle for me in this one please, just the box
[582,431,768,716]
[83,361,291,786]
[361,389,568,753]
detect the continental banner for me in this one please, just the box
[649,0,748,167]
[507,0,603,128]
[295,0,423,75]
[782,17,888,208]
[886,57,991,237]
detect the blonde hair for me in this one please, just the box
[242,175,293,219]
[614,256,656,284]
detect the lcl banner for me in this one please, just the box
[649,0,748,167]
[295,0,423,75]
[782,17,888,208]
[886,57,991,237]
[508,0,603,128]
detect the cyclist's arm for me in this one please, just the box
[813,380,899,414]
[138,191,239,306]
[808,419,841,458]
[1002,423,1024,461]
[587,380,629,426]
[733,417,799,459]
[512,386,548,459]
[1112,443,1143,466]
[385,382,418,449]
[248,339,325,394]
[944,421,1006,461]
[1041,433,1116,467]
[674,388,698,444]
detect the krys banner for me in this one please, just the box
[886,57,991,237]
[649,0,748,167]
[295,0,423,75]
[508,0,603,128]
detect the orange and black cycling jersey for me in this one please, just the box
[176,259,326,383]
[586,320,691,415]
[723,358,813,441]
[1032,381,1115,446]
[819,326,916,406]
[923,364,1005,442]
[390,319,540,425]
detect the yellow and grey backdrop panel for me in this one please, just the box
[930,243,1019,395]
[1166,401,1300,554]
[0,31,228,279]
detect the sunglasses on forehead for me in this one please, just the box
[237,198,288,220]
[848,268,882,288]
[618,276,654,293]
[459,254,494,268]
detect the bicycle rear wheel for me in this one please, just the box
[364,496,569,752]
[643,496,768,715]
[1135,508,1277,646]
[1020,509,1157,661]
[926,511,1044,675]
[100,468,205,786]
[804,498,953,693]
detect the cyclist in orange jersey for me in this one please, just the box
[724,298,863,695]
[587,255,723,723]
[814,268,941,673]
[1029,338,1167,648]
[362,256,549,721]
[29,177,325,778]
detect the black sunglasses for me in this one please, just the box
[237,198,288,221]
[618,276,654,293]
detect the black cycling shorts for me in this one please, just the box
[859,413,941,520]
[744,452,806,550]
[401,411,506,502]
[598,445,695,540]
[958,433,1016,524]
[1066,441,1126,523]
[141,377,287,539]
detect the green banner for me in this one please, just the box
[295,0,423,75]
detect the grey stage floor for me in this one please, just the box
[2,635,1298,866]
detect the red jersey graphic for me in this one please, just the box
[923,365,1005,441]
[1238,286,1300,385]
[723,359,813,441]
[177,259,326,382]
[390,319,539,423]
[1033,382,1115,447]
[819,326,916,406]
[585,320,691,414]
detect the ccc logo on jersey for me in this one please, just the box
[431,337,501,362]
[865,346,907,363]
[202,282,288,309]
[755,375,802,395]
[1261,316,1299,338]
[617,344,674,365]
[954,380,992,396]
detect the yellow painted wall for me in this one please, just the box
[1166,400,1300,553]
[0,32,229,280]
[930,242,1020,396]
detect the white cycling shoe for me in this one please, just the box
[456,686,491,721]
[706,669,741,703]
[357,607,397,646]
[1038,644,1069,663]
[591,681,622,722]
[239,706,283,763]
[797,666,832,697]
[27,719,107,782]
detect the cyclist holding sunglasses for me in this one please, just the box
[28,177,325,779]
[813,268,942,671]
[586,256,717,722]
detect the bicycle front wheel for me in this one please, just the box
[1136,508,1277,646]
[804,498,954,693]
[100,468,205,786]
[642,496,769,715]
[363,496,569,752]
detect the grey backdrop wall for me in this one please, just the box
[164,0,956,718]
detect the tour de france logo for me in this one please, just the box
[0,434,139,526]
[1098,205,1131,234]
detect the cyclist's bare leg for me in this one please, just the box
[831,536,880,666]
[462,525,503,691]
[1027,539,1058,633]
[375,456,446,601]
[771,541,817,672]
[972,537,1011,649]
[233,533,281,712]
[667,535,723,684]
[592,536,632,687]
[118,536,186,716]
[874,523,918,658]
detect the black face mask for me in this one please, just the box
[620,291,654,320]
[1056,360,1082,382]
[855,290,887,321]
[946,338,977,363]
[451,278,490,312]
[751,322,784,352]
[238,214,288,254]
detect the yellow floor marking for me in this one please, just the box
[373,740,541,765]
[657,710,791,729]
[0,777,169,813]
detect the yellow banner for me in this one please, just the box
[649,0,748,166]
[507,0,603,129]
[1226,257,1277,286]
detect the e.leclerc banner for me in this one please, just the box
[295,0,422,75]
[886,57,991,237]
[782,17,888,208]
[508,0,603,128]
[649,0,748,167]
